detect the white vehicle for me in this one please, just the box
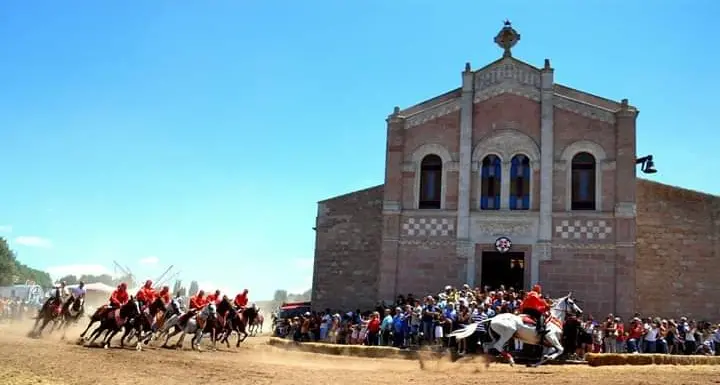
[0,284,45,305]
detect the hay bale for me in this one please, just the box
[585,353,720,366]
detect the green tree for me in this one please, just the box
[0,238,18,285]
[0,237,53,287]
[273,289,288,303]
[189,280,199,296]
[15,262,52,287]
[58,275,79,285]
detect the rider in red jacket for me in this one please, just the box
[206,290,221,304]
[109,283,130,308]
[135,280,157,307]
[521,284,551,336]
[233,289,249,309]
[189,290,208,312]
[157,286,172,305]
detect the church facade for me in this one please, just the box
[311,23,720,319]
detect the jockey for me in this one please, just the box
[135,280,157,307]
[108,283,130,309]
[158,286,172,305]
[520,284,551,337]
[206,289,221,304]
[234,289,249,309]
[189,290,208,312]
[63,281,86,313]
[40,281,66,313]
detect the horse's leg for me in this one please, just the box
[163,326,182,348]
[175,329,187,349]
[488,324,517,367]
[79,318,96,338]
[87,324,105,346]
[120,326,132,348]
[104,328,120,349]
[532,333,564,367]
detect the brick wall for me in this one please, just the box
[636,179,720,320]
[311,185,384,312]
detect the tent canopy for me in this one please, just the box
[66,282,115,293]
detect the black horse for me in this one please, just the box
[28,297,64,338]
[120,296,167,349]
[85,298,141,349]
[221,305,257,347]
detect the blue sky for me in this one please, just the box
[1,1,718,300]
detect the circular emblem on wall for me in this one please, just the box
[495,236,512,253]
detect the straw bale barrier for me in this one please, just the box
[267,337,420,360]
[586,353,720,366]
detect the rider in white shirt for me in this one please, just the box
[63,281,86,313]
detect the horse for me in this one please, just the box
[249,311,264,336]
[28,297,64,338]
[58,296,85,339]
[153,297,184,342]
[84,298,141,349]
[221,305,257,347]
[170,303,218,351]
[449,293,583,367]
[79,301,122,340]
[119,296,167,350]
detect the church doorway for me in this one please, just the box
[480,252,525,291]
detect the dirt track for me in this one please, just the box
[1,322,719,385]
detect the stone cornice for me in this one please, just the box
[553,94,616,124]
[404,99,461,129]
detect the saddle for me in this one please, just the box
[520,314,548,327]
[177,310,196,326]
[110,309,125,327]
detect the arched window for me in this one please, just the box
[480,155,502,210]
[419,154,442,209]
[510,154,530,210]
[571,152,596,210]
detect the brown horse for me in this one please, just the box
[249,312,264,336]
[84,298,141,349]
[28,299,63,338]
[220,305,257,347]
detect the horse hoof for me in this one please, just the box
[103,344,109,350]
[135,344,142,351]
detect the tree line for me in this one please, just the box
[0,237,53,287]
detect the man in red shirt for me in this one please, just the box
[157,286,172,305]
[109,283,130,309]
[189,290,208,312]
[135,280,157,307]
[234,289,249,309]
[520,284,551,336]
[206,290,221,304]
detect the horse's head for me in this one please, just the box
[121,297,141,319]
[205,303,217,317]
[552,292,583,320]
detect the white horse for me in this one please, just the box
[450,293,582,367]
[173,303,218,351]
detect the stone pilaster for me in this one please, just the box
[613,100,638,317]
[535,59,554,286]
[458,63,475,285]
[378,109,405,302]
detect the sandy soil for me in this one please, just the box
[0,320,719,385]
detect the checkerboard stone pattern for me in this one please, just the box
[555,219,612,240]
[402,217,455,237]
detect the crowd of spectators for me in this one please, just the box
[273,284,720,357]
[0,296,35,322]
